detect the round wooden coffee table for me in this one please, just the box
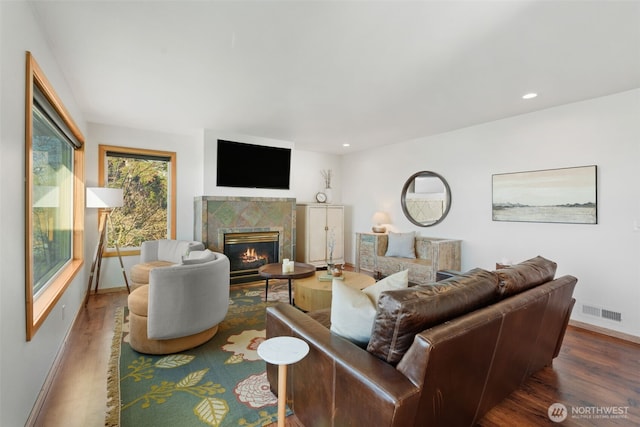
[258,262,316,304]
[293,270,376,312]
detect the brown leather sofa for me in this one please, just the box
[265,256,577,426]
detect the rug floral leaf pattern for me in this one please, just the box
[110,282,292,427]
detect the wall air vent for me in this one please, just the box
[582,304,622,322]
[582,305,601,317]
[601,309,622,322]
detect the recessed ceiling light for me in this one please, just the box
[522,93,538,100]
[342,143,350,147]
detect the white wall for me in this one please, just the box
[292,149,342,204]
[342,89,640,338]
[0,2,88,425]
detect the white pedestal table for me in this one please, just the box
[257,336,310,427]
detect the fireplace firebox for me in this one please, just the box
[224,231,279,284]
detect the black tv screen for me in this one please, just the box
[216,139,291,190]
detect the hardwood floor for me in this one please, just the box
[30,289,640,427]
[30,290,129,427]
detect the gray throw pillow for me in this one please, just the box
[384,232,416,258]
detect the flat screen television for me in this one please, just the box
[216,139,291,190]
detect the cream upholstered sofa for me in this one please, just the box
[127,249,230,354]
[129,239,205,289]
[375,233,461,285]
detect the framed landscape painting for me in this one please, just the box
[492,165,597,224]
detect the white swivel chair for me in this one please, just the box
[127,250,230,354]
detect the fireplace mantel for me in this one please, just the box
[194,196,296,266]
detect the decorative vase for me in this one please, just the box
[324,188,332,203]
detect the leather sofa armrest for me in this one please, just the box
[266,303,421,427]
[554,297,576,358]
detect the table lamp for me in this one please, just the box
[371,211,390,233]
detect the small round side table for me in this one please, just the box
[257,336,310,427]
[258,262,316,304]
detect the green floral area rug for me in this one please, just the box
[106,281,292,427]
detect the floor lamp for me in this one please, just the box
[84,187,130,306]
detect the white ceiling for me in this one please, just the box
[31,1,640,154]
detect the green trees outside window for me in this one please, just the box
[100,146,176,251]
[32,105,74,295]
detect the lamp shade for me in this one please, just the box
[372,211,391,225]
[371,211,391,233]
[86,187,123,208]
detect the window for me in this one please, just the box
[98,145,176,253]
[26,52,85,341]
[32,104,74,294]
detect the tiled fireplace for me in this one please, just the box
[194,196,296,284]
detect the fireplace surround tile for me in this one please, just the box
[194,196,296,265]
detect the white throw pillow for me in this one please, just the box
[330,279,376,347]
[330,270,409,346]
[384,232,416,258]
[362,269,409,302]
[181,249,216,265]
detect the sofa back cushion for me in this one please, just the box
[496,256,557,298]
[367,268,499,364]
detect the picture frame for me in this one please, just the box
[492,165,597,224]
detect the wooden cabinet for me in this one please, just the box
[296,204,344,267]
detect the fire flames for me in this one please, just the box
[241,247,267,263]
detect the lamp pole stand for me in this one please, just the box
[84,209,130,306]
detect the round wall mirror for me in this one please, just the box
[401,171,451,227]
